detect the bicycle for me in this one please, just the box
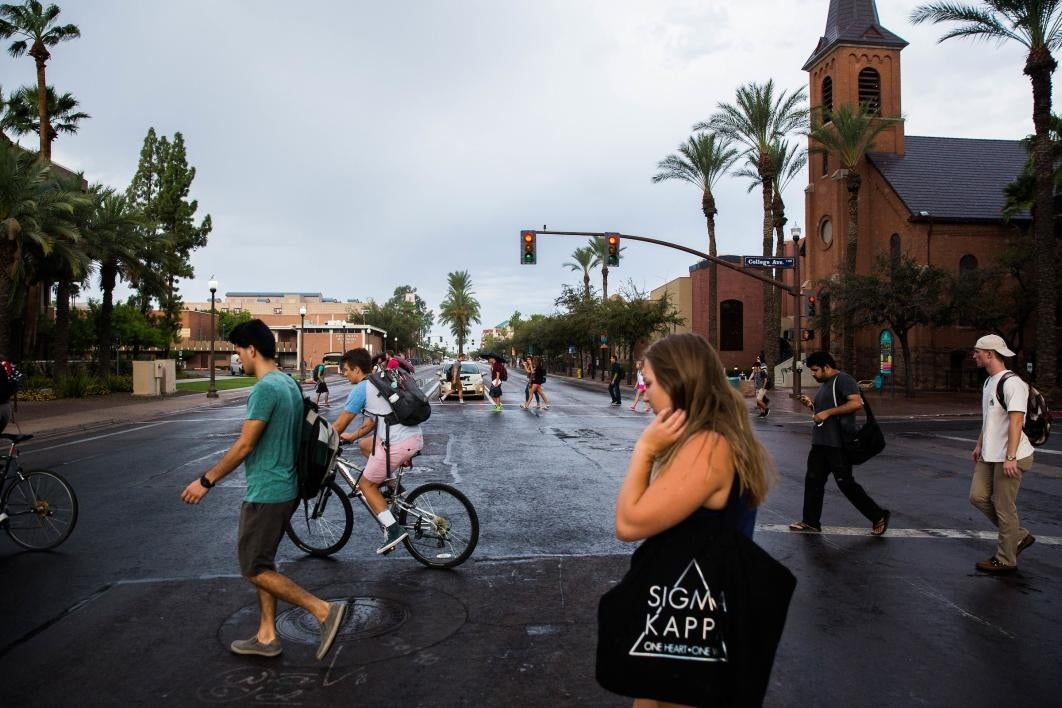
[1,433,79,550]
[284,448,479,569]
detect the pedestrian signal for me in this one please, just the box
[605,233,620,267]
[521,230,536,265]
[806,294,817,318]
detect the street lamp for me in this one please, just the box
[791,226,803,397]
[207,278,219,398]
[299,306,307,383]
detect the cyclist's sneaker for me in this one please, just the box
[231,636,282,657]
[377,523,409,555]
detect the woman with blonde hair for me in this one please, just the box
[615,332,771,545]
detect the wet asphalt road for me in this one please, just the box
[1,364,1060,706]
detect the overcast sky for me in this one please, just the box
[0,0,1049,346]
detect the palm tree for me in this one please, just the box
[439,270,481,355]
[807,103,900,371]
[588,235,625,301]
[912,1,1061,396]
[2,84,89,147]
[652,132,740,348]
[0,138,83,358]
[0,1,80,161]
[563,246,599,299]
[699,80,807,375]
[84,187,144,376]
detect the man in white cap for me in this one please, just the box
[970,334,1035,574]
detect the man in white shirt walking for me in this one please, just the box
[971,334,1036,574]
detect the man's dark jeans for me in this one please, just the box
[802,445,884,527]
[608,380,621,404]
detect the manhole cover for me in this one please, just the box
[276,596,409,644]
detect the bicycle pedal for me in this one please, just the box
[380,545,398,556]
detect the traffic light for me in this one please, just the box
[605,233,620,267]
[521,230,536,265]
[805,293,817,318]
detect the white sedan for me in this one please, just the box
[437,362,486,399]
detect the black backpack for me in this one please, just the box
[995,372,1052,447]
[0,357,21,404]
[368,367,432,427]
[295,398,340,500]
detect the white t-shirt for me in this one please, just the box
[980,371,1034,462]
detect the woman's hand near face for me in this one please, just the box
[635,407,687,460]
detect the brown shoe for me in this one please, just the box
[1017,534,1035,556]
[975,557,1017,574]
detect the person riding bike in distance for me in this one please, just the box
[332,348,424,554]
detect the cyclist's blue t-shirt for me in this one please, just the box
[243,370,300,503]
[343,379,368,415]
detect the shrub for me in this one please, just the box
[56,373,92,399]
[106,375,133,393]
[85,378,111,396]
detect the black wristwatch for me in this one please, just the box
[199,475,215,489]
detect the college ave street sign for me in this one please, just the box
[742,256,795,268]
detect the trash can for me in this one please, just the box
[727,376,741,390]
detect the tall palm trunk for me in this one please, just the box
[0,241,15,356]
[29,41,51,161]
[1027,50,1058,396]
[772,191,787,352]
[759,156,779,375]
[703,190,719,348]
[583,270,590,299]
[601,264,609,301]
[97,260,118,377]
[843,171,862,373]
[53,279,72,378]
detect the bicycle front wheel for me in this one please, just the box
[3,469,79,550]
[398,482,479,569]
[284,480,353,557]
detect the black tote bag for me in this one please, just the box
[596,508,796,706]
[832,379,886,465]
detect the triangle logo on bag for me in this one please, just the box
[627,558,728,663]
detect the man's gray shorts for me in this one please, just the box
[237,498,299,577]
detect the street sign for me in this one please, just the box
[742,256,795,268]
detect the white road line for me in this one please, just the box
[758,524,1062,545]
[26,422,166,453]
[901,578,1016,639]
[932,434,1062,456]
[442,436,463,484]
[170,448,228,472]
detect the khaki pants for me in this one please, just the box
[969,456,1033,566]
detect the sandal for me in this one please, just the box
[788,521,821,532]
[871,510,890,537]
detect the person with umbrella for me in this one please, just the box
[485,353,508,412]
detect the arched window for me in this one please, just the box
[819,217,833,249]
[858,68,881,115]
[821,76,833,114]
[719,300,743,351]
[890,233,901,267]
[959,254,978,273]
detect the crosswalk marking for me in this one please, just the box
[931,434,1062,456]
[758,524,1061,545]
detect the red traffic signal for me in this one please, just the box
[521,230,537,265]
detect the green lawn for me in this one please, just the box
[176,376,258,392]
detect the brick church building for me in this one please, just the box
[691,0,1041,389]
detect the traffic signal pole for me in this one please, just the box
[531,229,805,396]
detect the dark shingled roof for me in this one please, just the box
[803,0,908,70]
[866,136,1030,222]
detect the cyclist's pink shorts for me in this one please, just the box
[364,435,424,483]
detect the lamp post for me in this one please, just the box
[791,227,803,397]
[207,278,219,398]
[299,306,307,383]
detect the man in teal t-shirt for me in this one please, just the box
[181,319,347,661]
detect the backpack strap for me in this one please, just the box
[995,371,1016,410]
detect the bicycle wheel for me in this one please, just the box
[397,482,479,569]
[3,468,79,551]
[284,480,353,557]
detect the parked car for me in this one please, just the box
[437,361,485,399]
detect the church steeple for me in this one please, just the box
[802,0,907,71]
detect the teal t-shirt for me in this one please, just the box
[243,370,301,503]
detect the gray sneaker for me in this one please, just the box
[316,601,348,661]
[377,523,409,555]
[231,635,282,657]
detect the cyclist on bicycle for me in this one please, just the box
[333,347,424,554]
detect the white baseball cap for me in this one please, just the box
[974,334,1015,358]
